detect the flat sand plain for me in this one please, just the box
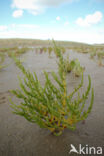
[0,49,104,156]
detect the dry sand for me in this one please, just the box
[0,49,104,156]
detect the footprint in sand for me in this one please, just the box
[0,92,8,105]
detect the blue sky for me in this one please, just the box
[0,0,104,44]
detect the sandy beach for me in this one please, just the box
[0,49,104,156]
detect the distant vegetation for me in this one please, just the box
[0,47,31,56]
[0,39,89,48]
[68,45,104,66]
[0,39,104,68]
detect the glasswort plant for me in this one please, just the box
[10,43,94,136]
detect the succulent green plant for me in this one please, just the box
[97,52,104,66]
[43,47,47,53]
[10,42,94,136]
[8,47,29,57]
[90,51,96,59]
[64,55,72,73]
[72,59,85,77]
[61,47,66,54]
[65,56,85,76]
[48,47,53,57]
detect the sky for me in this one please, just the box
[0,0,104,44]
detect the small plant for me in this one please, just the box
[65,56,85,77]
[64,55,72,73]
[97,52,104,66]
[15,47,29,56]
[61,47,66,54]
[43,47,47,53]
[10,42,94,136]
[8,47,29,57]
[48,47,53,57]
[39,48,44,54]
[90,51,96,59]
[72,59,85,77]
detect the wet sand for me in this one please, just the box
[0,49,104,156]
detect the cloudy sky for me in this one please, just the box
[0,0,104,44]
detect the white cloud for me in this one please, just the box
[12,0,77,8]
[0,25,8,31]
[15,24,39,29]
[12,10,23,18]
[64,21,69,26]
[0,24,39,33]
[56,16,60,21]
[76,11,103,27]
[11,0,78,15]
